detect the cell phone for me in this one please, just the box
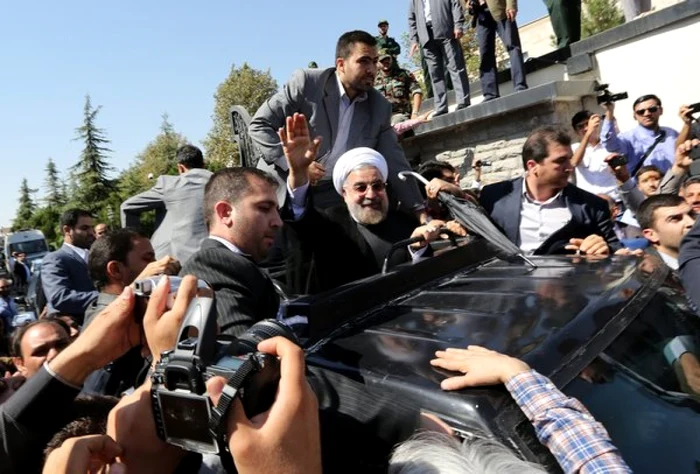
[690,145,700,161]
[608,154,628,168]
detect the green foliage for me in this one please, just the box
[12,178,38,231]
[69,95,115,215]
[581,0,625,38]
[28,206,61,247]
[202,63,278,169]
[43,158,65,208]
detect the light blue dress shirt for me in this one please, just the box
[600,119,679,174]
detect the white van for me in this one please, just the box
[5,229,50,270]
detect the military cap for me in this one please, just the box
[378,19,389,26]
[378,49,392,61]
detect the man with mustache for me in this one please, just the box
[281,113,453,292]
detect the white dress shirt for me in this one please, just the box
[658,250,679,270]
[422,0,432,22]
[572,141,619,200]
[64,243,89,262]
[207,235,245,256]
[519,180,572,253]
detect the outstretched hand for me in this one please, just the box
[278,113,322,188]
[430,346,530,390]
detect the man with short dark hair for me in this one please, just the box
[637,194,695,271]
[570,110,618,200]
[480,126,620,255]
[41,209,98,321]
[409,0,471,116]
[249,30,424,214]
[11,319,71,379]
[120,144,212,264]
[180,168,283,336]
[601,94,680,174]
[376,20,401,58]
[681,176,700,214]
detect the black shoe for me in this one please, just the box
[455,102,471,110]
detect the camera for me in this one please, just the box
[685,102,700,119]
[607,154,628,169]
[595,84,629,105]
[147,277,298,455]
[133,276,210,323]
[473,160,492,168]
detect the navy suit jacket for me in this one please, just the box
[480,177,621,254]
[41,244,97,320]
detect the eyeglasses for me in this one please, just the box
[350,181,387,193]
[635,106,660,116]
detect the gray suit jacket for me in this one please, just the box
[248,67,423,211]
[120,168,212,264]
[41,244,97,320]
[409,0,465,45]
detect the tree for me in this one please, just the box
[581,0,625,38]
[43,158,65,208]
[12,178,38,231]
[70,95,114,213]
[202,63,278,169]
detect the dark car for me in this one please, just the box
[286,240,700,474]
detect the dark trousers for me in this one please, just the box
[422,25,471,113]
[420,44,452,98]
[476,10,528,100]
[544,0,581,48]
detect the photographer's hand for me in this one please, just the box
[604,153,630,184]
[602,101,615,121]
[48,287,141,386]
[672,139,700,175]
[42,434,125,474]
[679,104,694,125]
[208,336,322,474]
[142,274,198,363]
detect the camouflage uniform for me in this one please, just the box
[375,66,422,119]
[375,35,401,58]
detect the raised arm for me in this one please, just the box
[120,177,166,228]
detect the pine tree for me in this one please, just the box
[43,158,65,208]
[12,178,38,231]
[581,0,625,38]
[70,94,114,211]
[203,64,278,168]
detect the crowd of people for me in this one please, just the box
[0,4,699,473]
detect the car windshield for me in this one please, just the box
[564,272,700,474]
[9,239,48,255]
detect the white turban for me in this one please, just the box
[332,147,388,195]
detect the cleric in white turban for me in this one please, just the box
[332,147,389,195]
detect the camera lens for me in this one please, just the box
[231,319,299,356]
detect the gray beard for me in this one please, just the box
[347,200,388,225]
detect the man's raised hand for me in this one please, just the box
[278,113,322,177]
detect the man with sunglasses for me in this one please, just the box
[281,113,454,293]
[601,94,680,174]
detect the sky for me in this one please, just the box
[0,1,549,228]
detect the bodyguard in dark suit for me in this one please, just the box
[470,0,528,101]
[41,209,98,321]
[409,0,471,116]
[480,127,621,255]
[249,30,424,214]
[120,145,212,265]
[180,168,282,337]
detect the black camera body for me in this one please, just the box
[608,154,629,169]
[595,84,628,105]
[145,277,296,455]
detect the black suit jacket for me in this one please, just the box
[287,203,421,292]
[180,238,279,337]
[480,177,621,254]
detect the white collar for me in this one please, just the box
[335,73,368,104]
[657,250,679,270]
[64,243,89,262]
[208,235,246,256]
[521,178,564,205]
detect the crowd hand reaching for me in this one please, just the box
[430,346,530,390]
[679,104,695,125]
[142,274,199,364]
[674,139,700,171]
[207,337,322,474]
[426,178,465,200]
[565,235,610,256]
[278,113,322,186]
[604,153,630,184]
[410,220,445,249]
[679,353,700,395]
[0,374,26,404]
[49,287,141,386]
[135,255,181,281]
[443,220,468,238]
[505,8,517,21]
[42,434,126,474]
[308,161,326,186]
[614,247,644,257]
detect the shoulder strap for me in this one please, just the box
[630,130,666,177]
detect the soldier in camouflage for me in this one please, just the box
[376,20,401,59]
[374,49,423,124]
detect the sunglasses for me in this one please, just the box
[635,106,660,116]
[351,181,387,193]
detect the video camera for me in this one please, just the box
[134,276,298,455]
[595,84,628,105]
